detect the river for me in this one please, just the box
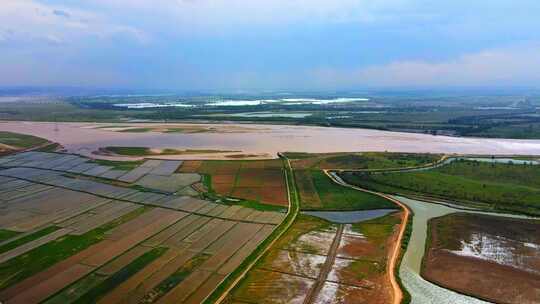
[2,121,540,160]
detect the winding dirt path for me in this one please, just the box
[323,170,409,304]
[303,224,344,304]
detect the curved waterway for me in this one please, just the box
[2,122,540,160]
[395,195,534,304]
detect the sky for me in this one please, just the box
[1,0,540,91]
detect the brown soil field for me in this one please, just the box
[213,174,236,184]
[182,160,288,206]
[337,235,383,262]
[155,269,213,304]
[96,248,179,304]
[184,272,226,304]
[0,238,113,299]
[143,214,201,247]
[423,213,540,304]
[177,160,202,173]
[314,281,373,304]
[97,245,152,275]
[201,223,263,270]
[137,250,198,300]
[328,258,383,289]
[231,269,316,304]
[7,263,95,304]
[424,250,540,304]
[218,225,274,275]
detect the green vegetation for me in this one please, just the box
[90,158,145,170]
[44,273,107,304]
[74,247,168,304]
[0,207,148,290]
[287,152,441,170]
[104,146,154,156]
[306,170,398,211]
[0,131,49,149]
[0,226,59,254]
[233,200,287,212]
[341,159,540,215]
[142,254,209,303]
[118,127,154,133]
[0,229,20,243]
[104,146,234,156]
[350,212,401,239]
[35,143,61,152]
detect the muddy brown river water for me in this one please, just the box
[3,121,540,159]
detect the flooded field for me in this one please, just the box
[3,122,540,160]
[395,196,536,304]
[229,213,402,304]
[423,213,540,304]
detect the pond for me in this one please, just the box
[302,209,397,223]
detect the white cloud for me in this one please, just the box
[89,0,412,29]
[0,0,147,45]
[311,43,540,88]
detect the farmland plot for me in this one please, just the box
[230,213,402,304]
[179,159,288,206]
[0,151,286,303]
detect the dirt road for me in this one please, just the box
[324,170,408,304]
[303,224,344,304]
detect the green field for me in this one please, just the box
[90,159,146,171]
[0,226,59,254]
[0,131,49,149]
[341,159,540,215]
[0,230,20,243]
[287,152,442,170]
[297,169,398,211]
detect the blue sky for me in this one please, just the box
[1,0,540,91]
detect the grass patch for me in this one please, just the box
[35,143,61,152]
[0,230,20,243]
[118,128,153,133]
[341,159,540,215]
[233,200,287,212]
[0,226,59,254]
[0,131,49,149]
[104,146,153,156]
[73,247,168,304]
[350,213,401,239]
[288,152,442,170]
[0,207,148,291]
[306,170,398,211]
[90,158,145,171]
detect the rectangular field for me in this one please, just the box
[178,159,288,206]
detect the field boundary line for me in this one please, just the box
[323,169,408,304]
[209,153,300,304]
